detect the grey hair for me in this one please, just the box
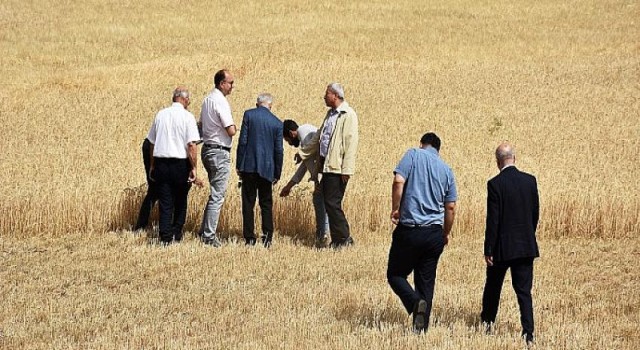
[327,82,345,100]
[172,87,190,100]
[495,143,515,161]
[257,93,273,106]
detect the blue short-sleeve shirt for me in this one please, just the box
[394,147,457,226]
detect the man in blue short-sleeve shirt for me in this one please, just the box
[387,132,457,333]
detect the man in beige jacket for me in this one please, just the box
[301,82,359,248]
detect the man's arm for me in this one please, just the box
[226,125,236,137]
[235,114,249,171]
[340,112,359,176]
[443,201,456,245]
[187,142,197,182]
[148,143,155,180]
[532,177,540,231]
[390,173,405,225]
[273,122,284,183]
[281,162,307,195]
[484,181,500,265]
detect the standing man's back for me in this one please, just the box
[146,86,200,245]
[481,142,539,346]
[387,132,457,333]
[236,93,284,247]
[198,69,237,247]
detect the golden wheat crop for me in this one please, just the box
[1,0,638,348]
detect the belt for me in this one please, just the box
[204,143,231,152]
[402,223,442,229]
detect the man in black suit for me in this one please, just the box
[236,93,284,247]
[481,142,540,345]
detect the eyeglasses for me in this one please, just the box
[224,80,234,86]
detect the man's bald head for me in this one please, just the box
[495,142,516,169]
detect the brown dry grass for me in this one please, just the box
[1,0,638,348]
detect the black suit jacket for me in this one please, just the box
[484,166,540,262]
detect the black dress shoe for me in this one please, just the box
[523,333,534,346]
[330,236,355,249]
[245,238,256,246]
[412,299,427,333]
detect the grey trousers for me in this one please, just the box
[199,147,231,239]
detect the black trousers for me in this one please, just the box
[481,257,535,338]
[135,139,158,230]
[321,173,351,244]
[387,224,445,329]
[241,172,274,243]
[152,157,192,243]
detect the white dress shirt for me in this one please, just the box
[200,88,234,148]
[147,103,200,159]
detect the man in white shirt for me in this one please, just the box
[146,86,200,245]
[198,69,237,247]
[280,119,330,248]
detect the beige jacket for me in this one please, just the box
[301,101,359,176]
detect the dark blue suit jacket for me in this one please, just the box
[484,166,540,262]
[236,106,284,182]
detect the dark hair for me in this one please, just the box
[283,119,298,137]
[420,132,441,151]
[214,70,227,88]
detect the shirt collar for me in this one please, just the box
[500,164,516,171]
[424,146,439,156]
[171,102,185,109]
[335,100,349,114]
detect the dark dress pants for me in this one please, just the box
[321,173,351,245]
[481,257,535,339]
[152,158,192,243]
[135,139,158,230]
[241,172,274,244]
[387,224,445,329]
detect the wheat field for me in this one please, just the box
[1,0,638,349]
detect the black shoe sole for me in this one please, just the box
[413,299,427,333]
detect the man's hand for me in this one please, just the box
[188,169,197,183]
[149,166,156,182]
[313,181,321,195]
[390,209,400,225]
[484,255,494,267]
[443,233,449,246]
[341,174,350,184]
[272,178,279,185]
[193,177,205,188]
[294,153,302,164]
[280,182,294,197]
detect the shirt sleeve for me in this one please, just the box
[186,115,200,144]
[146,116,157,144]
[290,162,308,184]
[393,149,414,179]
[444,168,458,202]
[484,180,499,256]
[218,99,234,128]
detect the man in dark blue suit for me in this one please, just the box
[481,142,540,346]
[236,93,284,247]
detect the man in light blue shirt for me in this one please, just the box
[387,132,457,333]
